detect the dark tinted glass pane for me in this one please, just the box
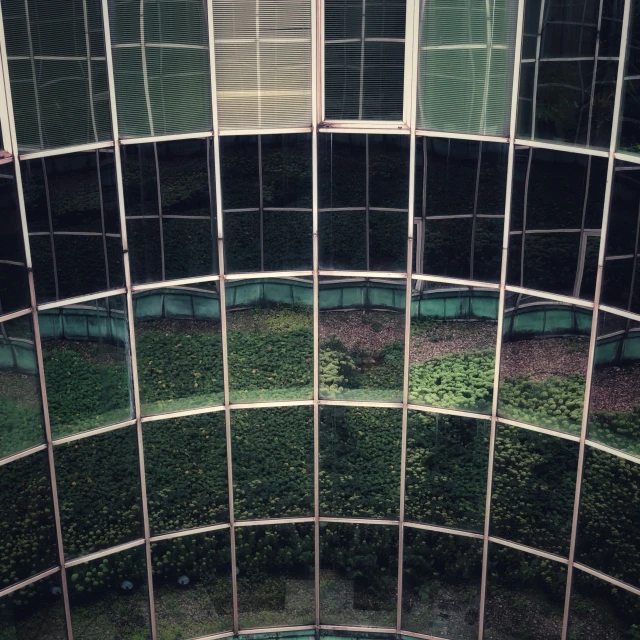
[508,148,606,299]
[402,529,482,638]
[0,452,58,588]
[568,568,640,639]
[134,286,224,416]
[236,524,315,629]
[484,544,567,640]
[498,293,591,435]
[620,2,640,153]
[144,413,228,535]
[0,574,67,640]
[56,426,143,559]
[320,406,402,519]
[588,311,640,456]
[491,424,578,556]
[226,279,313,403]
[318,134,366,209]
[0,167,29,314]
[319,211,367,270]
[67,546,151,640]
[409,283,498,414]
[320,523,398,627]
[405,411,490,531]
[263,210,313,271]
[232,407,313,520]
[39,296,132,439]
[0,315,44,459]
[152,530,233,637]
[577,447,640,589]
[22,151,123,303]
[319,278,405,401]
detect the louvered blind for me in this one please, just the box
[418,0,517,136]
[2,0,112,152]
[109,0,212,138]
[212,0,312,130]
[325,0,406,121]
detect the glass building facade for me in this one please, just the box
[0,0,640,639]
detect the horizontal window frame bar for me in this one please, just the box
[19,140,114,161]
[496,417,581,442]
[52,419,137,446]
[504,285,594,308]
[37,288,127,311]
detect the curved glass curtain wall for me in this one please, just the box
[2,0,640,639]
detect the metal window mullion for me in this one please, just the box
[40,158,61,301]
[0,41,13,155]
[470,143,483,280]
[100,1,157,637]
[585,0,605,148]
[81,0,99,143]
[365,135,370,270]
[560,0,633,636]
[530,0,547,139]
[258,136,264,272]
[153,143,165,281]
[477,0,526,637]
[519,147,533,288]
[96,149,111,291]
[625,197,640,311]
[358,0,367,120]
[22,0,44,149]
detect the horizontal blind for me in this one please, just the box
[2,0,112,152]
[325,0,406,121]
[418,0,517,136]
[109,0,213,138]
[212,0,312,130]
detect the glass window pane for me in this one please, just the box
[498,293,592,435]
[134,285,224,416]
[144,413,229,535]
[152,530,233,637]
[0,451,58,588]
[0,573,67,640]
[236,524,315,629]
[320,523,398,627]
[320,406,402,519]
[491,425,578,556]
[588,311,640,457]
[409,283,498,414]
[577,447,640,590]
[319,278,406,402]
[39,296,133,439]
[67,546,151,640]
[405,411,490,532]
[227,279,313,403]
[484,544,567,640]
[402,529,482,638]
[232,407,313,520]
[22,151,123,304]
[0,315,44,459]
[508,148,606,300]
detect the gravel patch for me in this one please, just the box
[590,363,640,413]
[319,311,404,353]
[410,321,497,363]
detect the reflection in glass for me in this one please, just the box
[405,411,489,532]
[409,283,498,414]
[518,0,622,148]
[0,574,66,640]
[320,406,401,519]
[0,315,44,459]
[227,279,313,403]
[507,148,606,299]
[220,135,313,274]
[588,311,640,457]
[22,151,123,303]
[233,407,313,520]
[319,279,405,401]
[39,296,132,438]
[0,452,58,588]
[601,161,640,315]
[324,0,406,121]
[0,166,29,314]
[484,544,566,640]
[318,134,409,272]
[414,137,507,282]
[67,546,151,640]
[56,426,143,559]
[134,286,224,416]
[491,425,578,556]
[568,568,640,639]
[402,529,482,638]
[144,413,228,535]
[498,293,591,435]
[577,447,640,589]
[123,140,218,285]
[236,524,315,629]
[320,523,398,628]
[619,1,640,153]
[152,530,233,637]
